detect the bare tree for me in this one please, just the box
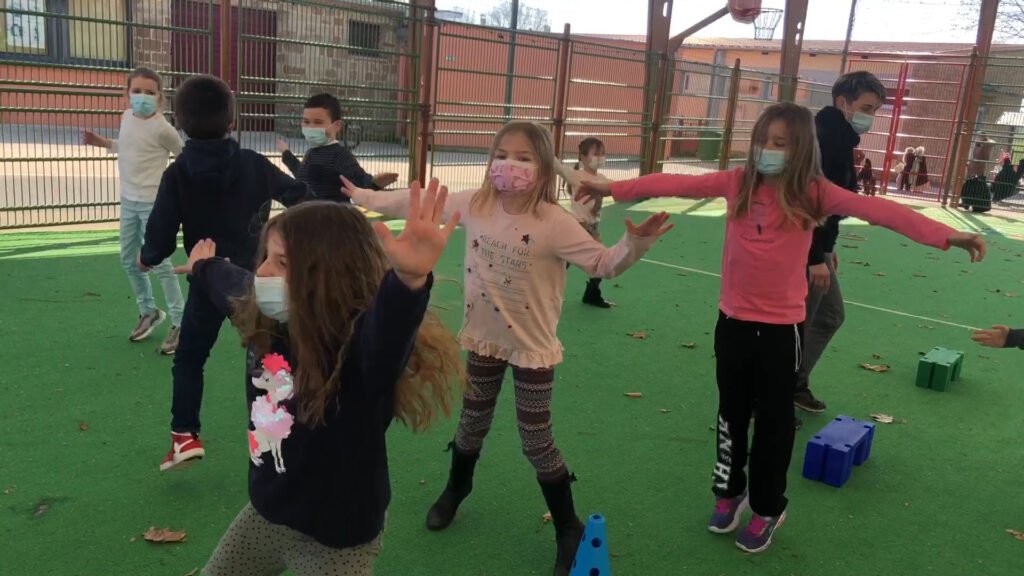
[959,0,1024,41]
[484,1,551,32]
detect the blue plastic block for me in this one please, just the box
[571,514,612,576]
[802,415,876,488]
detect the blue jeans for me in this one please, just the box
[120,198,185,326]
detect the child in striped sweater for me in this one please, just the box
[276,93,398,201]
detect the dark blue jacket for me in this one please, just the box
[141,138,309,271]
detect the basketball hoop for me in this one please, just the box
[753,8,783,40]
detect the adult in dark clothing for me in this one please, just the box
[794,72,886,421]
[899,147,916,192]
[991,157,1024,203]
[276,93,398,202]
[140,75,312,471]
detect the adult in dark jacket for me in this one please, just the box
[795,72,886,420]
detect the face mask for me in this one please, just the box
[130,93,158,117]
[302,127,329,147]
[489,159,536,195]
[588,156,606,170]
[849,111,874,135]
[755,147,786,176]
[254,276,289,323]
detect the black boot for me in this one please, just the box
[539,474,585,576]
[582,279,611,308]
[425,442,479,530]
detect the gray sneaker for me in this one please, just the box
[708,492,749,534]
[129,310,166,342]
[159,326,180,355]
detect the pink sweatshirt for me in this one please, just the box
[610,168,954,324]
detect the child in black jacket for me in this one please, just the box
[181,184,462,576]
[140,75,312,471]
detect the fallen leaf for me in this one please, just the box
[899,418,908,424]
[143,527,187,543]
[676,272,687,277]
[870,413,895,424]
[130,537,136,543]
[913,273,927,278]
[1006,529,1024,541]
[708,425,716,431]
[627,331,647,340]
[33,503,49,517]
[927,255,940,260]
[419,480,426,485]
[850,259,867,265]
[919,324,935,330]
[2,486,14,496]
[840,233,865,241]
[841,244,859,249]
[990,288,1002,294]
[184,570,198,576]
[1006,292,1019,298]
[79,422,89,432]
[542,512,552,523]
[84,291,101,297]
[860,363,890,373]
[681,342,697,349]
[875,272,886,277]
[624,392,643,398]
[872,353,883,360]
[901,243,909,247]
[659,409,671,413]
[979,354,991,360]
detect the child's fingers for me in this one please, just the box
[372,221,395,249]
[442,210,462,239]
[172,265,190,275]
[407,181,422,221]
[433,186,449,224]
[420,180,439,222]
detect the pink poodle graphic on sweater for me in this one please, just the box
[248,353,295,474]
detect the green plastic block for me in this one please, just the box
[917,347,964,391]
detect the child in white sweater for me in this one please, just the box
[83,67,185,353]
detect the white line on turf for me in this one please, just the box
[639,257,981,331]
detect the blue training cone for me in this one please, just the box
[570,514,611,576]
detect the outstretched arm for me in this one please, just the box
[818,180,985,261]
[556,210,673,278]
[175,239,252,318]
[972,325,1024,350]
[572,168,739,206]
[345,176,472,222]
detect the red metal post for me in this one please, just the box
[777,0,809,102]
[552,23,572,160]
[880,61,909,195]
[219,0,231,82]
[415,0,437,183]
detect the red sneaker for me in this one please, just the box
[160,432,205,472]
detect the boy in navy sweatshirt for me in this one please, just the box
[276,93,398,201]
[139,74,310,472]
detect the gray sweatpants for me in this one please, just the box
[202,503,383,576]
[796,253,845,393]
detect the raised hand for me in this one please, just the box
[373,172,400,188]
[341,175,372,200]
[173,238,218,275]
[948,231,986,262]
[971,325,1009,348]
[275,138,290,153]
[624,211,673,239]
[372,178,460,289]
[573,177,612,205]
[81,129,111,149]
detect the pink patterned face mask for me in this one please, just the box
[489,159,537,195]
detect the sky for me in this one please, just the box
[436,0,998,44]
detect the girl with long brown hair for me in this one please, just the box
[344,121,673,576]
[573,102,985,554]
[175,184,463,576]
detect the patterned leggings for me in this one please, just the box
[454,352,567,481]
[202,503,382,576]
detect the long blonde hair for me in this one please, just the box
[469,121,559,217]
[233,202,465,431]
[734,102,825,229]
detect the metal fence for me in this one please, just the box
[0,0,216,228]
[6,3,1024,229]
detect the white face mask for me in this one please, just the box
[588,156,606,170]
[254,276,289,323]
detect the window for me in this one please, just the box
[348,20,381,58]
[1,0,127,65]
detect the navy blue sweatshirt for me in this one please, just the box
[141,138,310,272]
[1007,329,1024,349]
[809,106,861,266]
[281,143,380,202]
[191,257,431,548]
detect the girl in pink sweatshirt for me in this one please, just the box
[343,121,672,576]
[573,102,985,554]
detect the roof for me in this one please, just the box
[575,34,1024,55]
[997,111,1024,127]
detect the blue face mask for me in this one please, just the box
[302,127,329,147]
[130,93,158,117]
[850,111,874,135]
[755,147,786,175]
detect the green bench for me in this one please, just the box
[915,347,964,391]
